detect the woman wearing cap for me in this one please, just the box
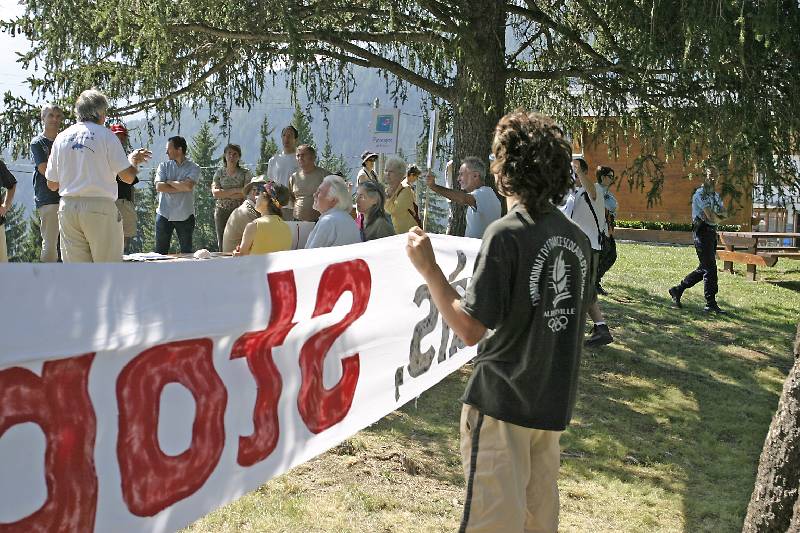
[234,181,292,256]
[357,151,379,185]
[355,180,395,241]
[212,144,252,250]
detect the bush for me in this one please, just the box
[616,220,741,232]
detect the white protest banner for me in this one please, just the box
[0,234,480,533]
[364,108,400,155]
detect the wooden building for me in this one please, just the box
[576,132,753,228]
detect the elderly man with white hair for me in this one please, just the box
[46,89,151,262]
[305,175,360,248]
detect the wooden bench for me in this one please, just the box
[717,232,800,281]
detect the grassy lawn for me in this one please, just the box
[185,242,800,532]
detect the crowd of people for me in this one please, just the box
[0,89,515,265]
[0,89,627,343]
[0,88,740,531]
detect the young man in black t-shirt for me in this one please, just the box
[407,111,592,532]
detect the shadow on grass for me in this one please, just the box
[569,280,796,532]
[765,280,800,293]
[368,367,468,486]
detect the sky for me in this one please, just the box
[0,2,35,100]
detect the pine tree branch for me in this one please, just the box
[111,48,238,116]
[507,2,612,67]
[169,23,450,47]
[317,36,453,101]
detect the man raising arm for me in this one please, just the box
[426,156,501,238]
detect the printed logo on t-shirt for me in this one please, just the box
[528,235,588,333]
[65,131,96,153]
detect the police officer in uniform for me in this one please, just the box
[669,165,727,313]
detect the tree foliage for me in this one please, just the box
[4,204,39,262]
[189,122,219,251]
[256,114,279,176]
[129,173,157,254]
[2,0,799,232]
[319,135,350,181]
[291,104,315,148]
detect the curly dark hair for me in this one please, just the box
[489,110,573,217]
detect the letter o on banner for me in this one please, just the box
[116,339,227,517]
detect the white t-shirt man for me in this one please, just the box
[465,185,502,239]
[563,184,607,251]
[267,152,299,189]
[46,121,130,199]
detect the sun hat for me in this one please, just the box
[360,151,379,165]
[243,175,268,196]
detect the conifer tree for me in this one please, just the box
[130,171,157,253]
[319,135,351,181]
[256,114,279,176]
[21,212,42,262]
[3,203,34,262]
[189,122,220,251]
[291,104,314,148]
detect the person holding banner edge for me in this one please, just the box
[407,110,592,532]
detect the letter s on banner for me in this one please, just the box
[230,270,297,467]
[0,354,97,532]
[116,339,227,517]
[298,259,371,434]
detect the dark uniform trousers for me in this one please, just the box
[678,221,718,304]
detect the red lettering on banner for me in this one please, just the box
[116,339,227,516]
[230,270,297,466]
[0,353,97,532]
[298,259,371,433]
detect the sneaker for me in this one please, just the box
[668,286,683,308]
[596,283,608,296]
[585,324,613,347]
[703,302,726,314]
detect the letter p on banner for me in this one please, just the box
[0,354,98,532]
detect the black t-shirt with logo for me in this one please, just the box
[460,203,593,431]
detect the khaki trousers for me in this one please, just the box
[58,197,123,263]
[116,198,138,238]
[39,203,60,262]
[459,404,562,533]
[0,222,6,262]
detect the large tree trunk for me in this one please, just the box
[743,322,800,532]
[447,0,506,236]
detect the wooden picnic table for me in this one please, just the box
[717,231,800,280]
